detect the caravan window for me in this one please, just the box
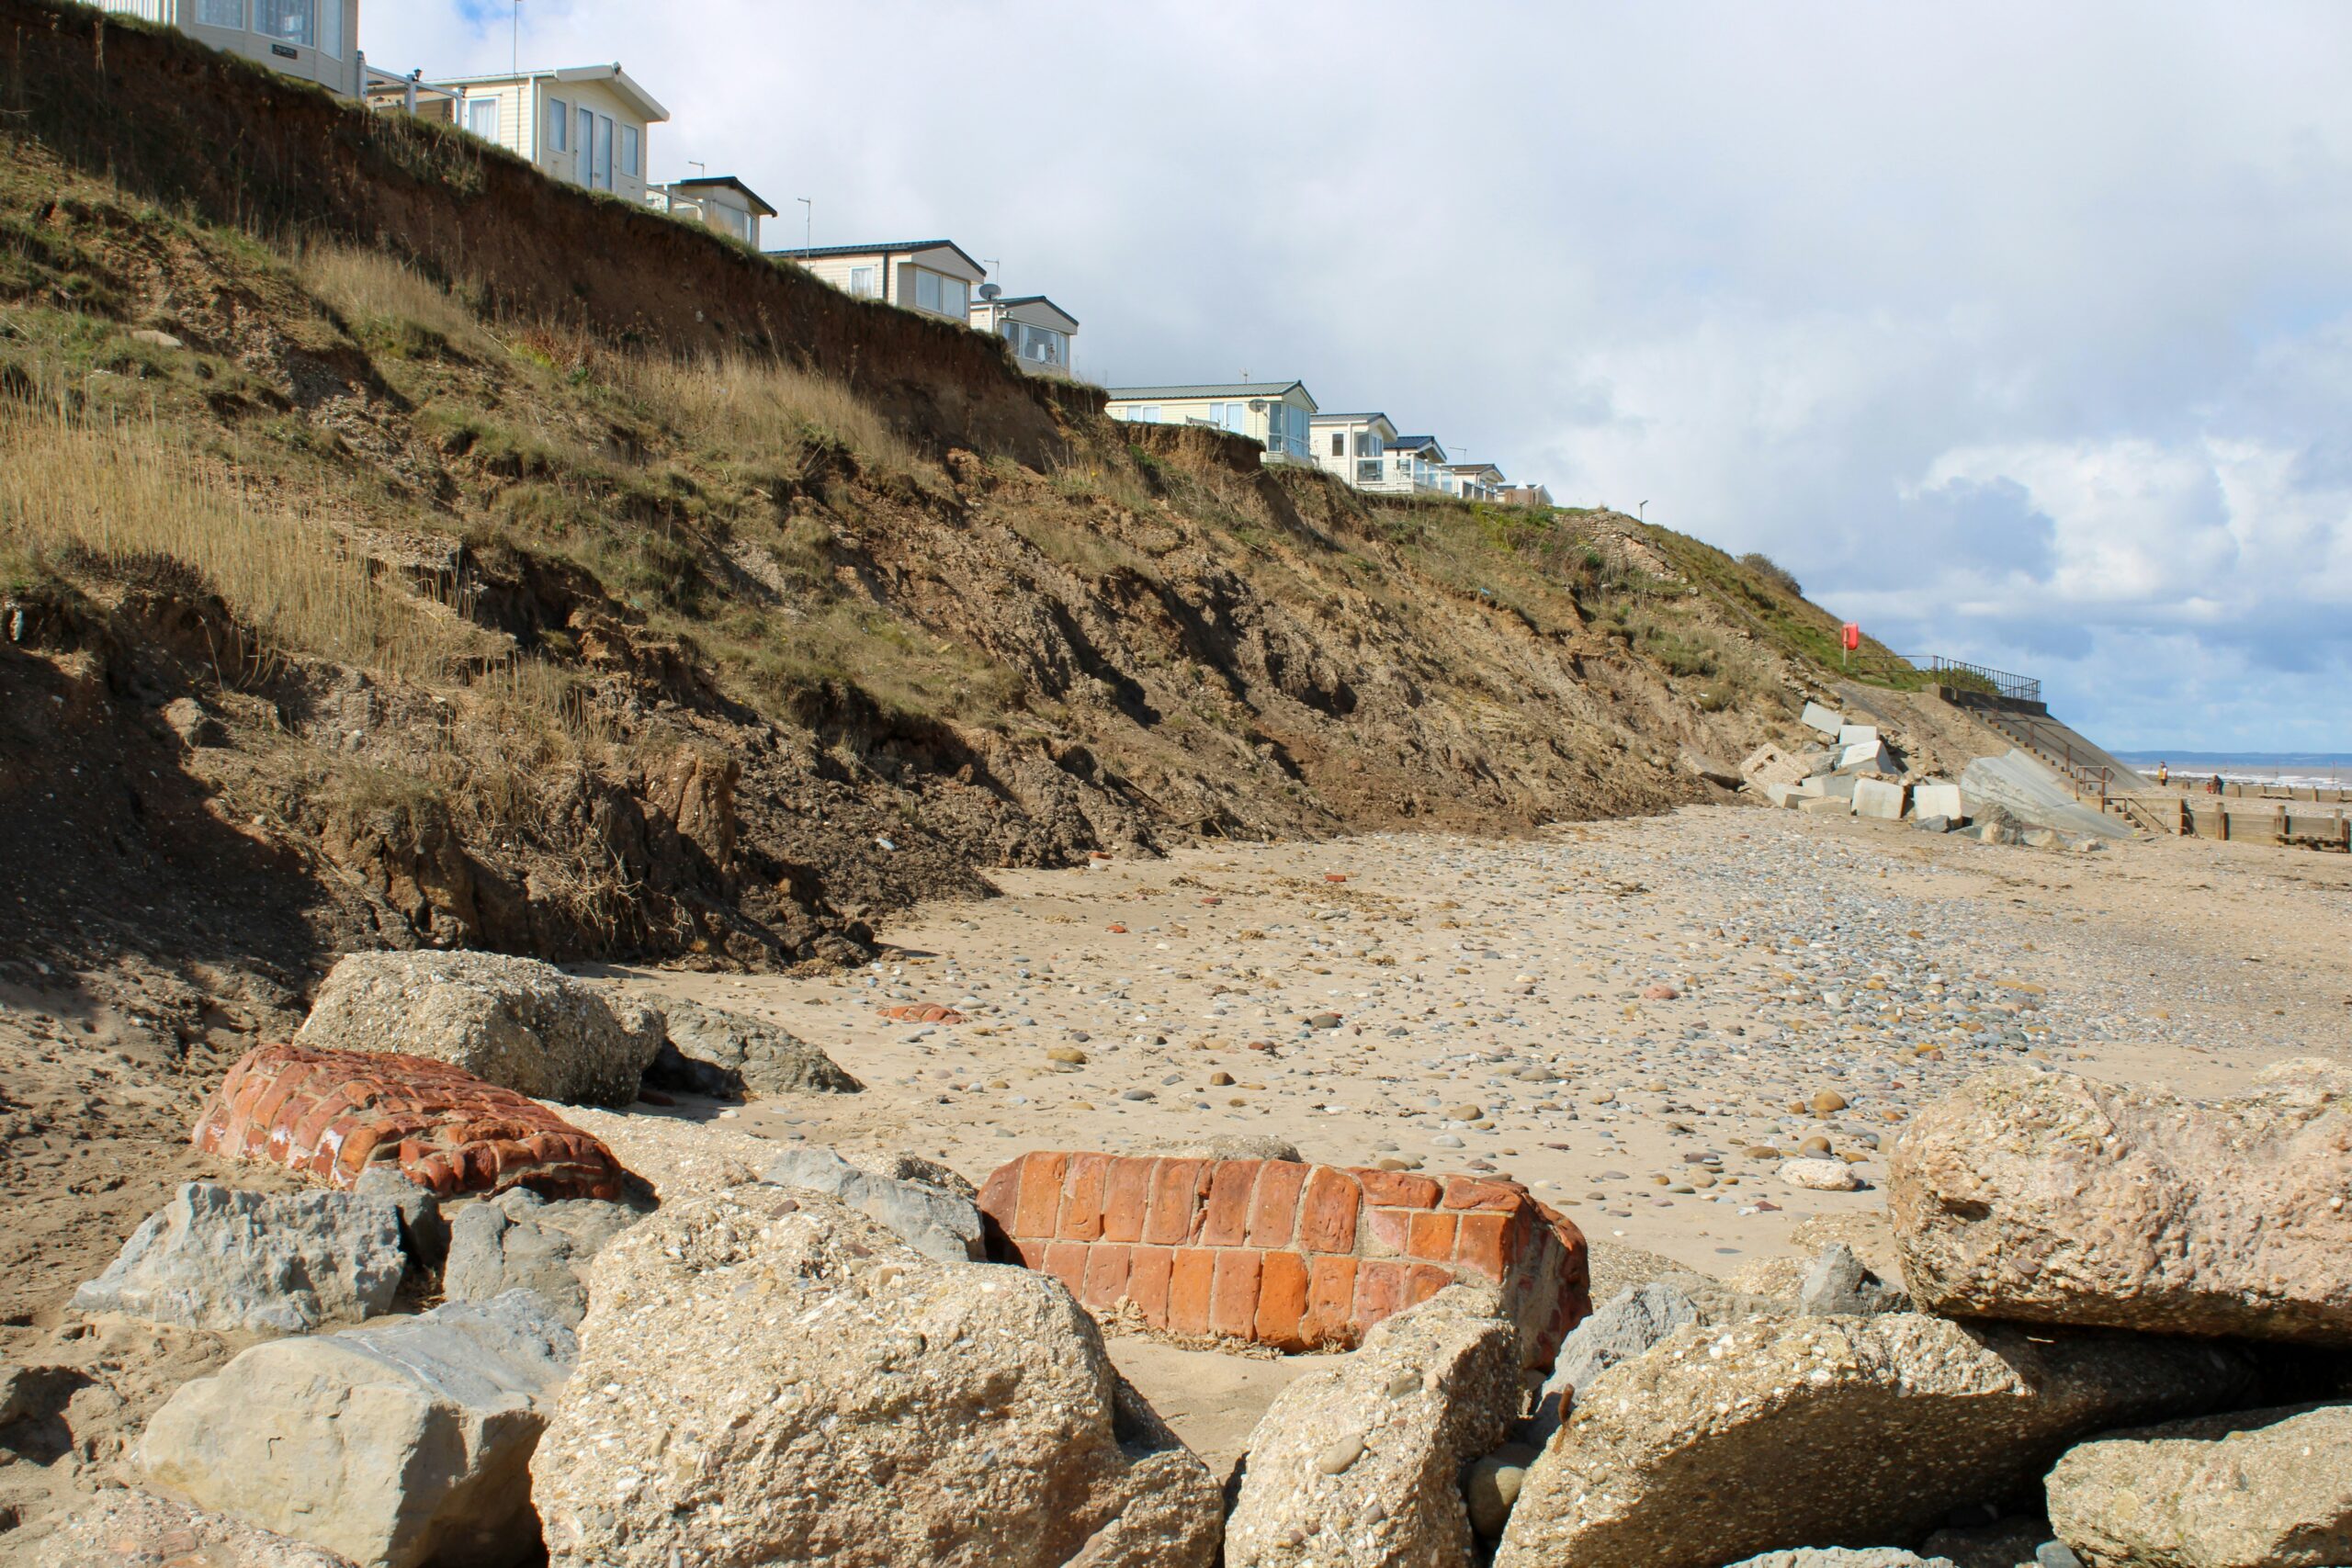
[620,125,640,178]
[546,97,569,153]
[253,0,314,47]
[848,266,879,298]
[467,97,500,140]
[595,115,615,190]
[195,0,243,28]
[576,107,595,180]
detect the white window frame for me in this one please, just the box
[914,268,943,314]
[848,265,879,298]
[620,124,640,179]
[467,96,500,141]
[546,96,569,153]
[194,0,243,27]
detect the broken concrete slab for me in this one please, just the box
[1838,741,1898,775]
[1742,745,1813,789]
[1854,778,1908,821]
[1797,796,1854,818]
[1802,703,1844,739]
[1762,783,1807,809]
[1838,726,1882,749]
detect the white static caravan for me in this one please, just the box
[769,241,989,324]
[92,0,363,96]
[1104,381,1319,463]
[372,63,670,205]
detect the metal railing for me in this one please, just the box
[1914,657,2041,704]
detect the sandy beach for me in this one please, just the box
[602,804,2350,1280]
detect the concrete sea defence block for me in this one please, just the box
[1854,778,1908,820]
[978,1154,1590,1369]
[1913,782,1964,820]
[1803,703,1844,739]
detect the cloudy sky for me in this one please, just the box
[379,3,2352,754]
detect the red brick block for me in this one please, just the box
[1080,1244,1134,1311]
[192,1043,628,1201]
[1057,1152,1113,1242]
[1256,1249,1310,1351]
[1209,1248,1263,1339]
[1199,1160,1260,1246]
[1351,1168,1443,1208]
[978,1150,1592,1369]
[1297,1166,1362,1253]
[1302,1255,1359,1347]
[1170,1247,1217,1335]
[1144,1158,1208,1246]
[1245,1161,1307,1248]
[1408,1210,1460,1262]
[1128,1245,1174,1325]
[1454,1211,1511,1282]
[1041,1240,1090,1299]
[1101,1158,1153,1243]
[1365,1206,1413,1257]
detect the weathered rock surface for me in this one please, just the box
[760,1145,985,1263]
[1724,1552,1958,1568]
[1523,1281,1697,1446]
[2046,1403,2352,1568]
[1492,1313,2254,1568]
[655,997,862,1097]
[1919,1518,2052,1568]
[1226,1286,1521,1568]
[1800,1243,1910,1316]
[531,1187,1221,1567]
[1890,1062,2352,1344]
[138,1290,574,1568]
[195,1043,630,1199]
[354,1166,450,1273]
[30,1487,359,1567]
[72,1182,405,1335]
[442,1188,643,1325]
[295,951,664,1107]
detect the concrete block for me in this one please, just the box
[1740,744,1810,788]
[1837,725,1881,749]
[1818,775,1860,801]
[1912,782,1964,821]
[1796,795,1854,817]
[1853,778,1908,820]
[1914,816,1954,834]
[1837,741,1897,774]
[1801,703,1844,739]
[1762,782,1807,809]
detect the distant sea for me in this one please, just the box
[2112,751,2352,789]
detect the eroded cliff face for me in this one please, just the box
[0,0,1874,992]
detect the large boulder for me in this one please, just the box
[1798,1243,1910,1316]
[441,1188,643,1325]
[294,952,664,1108]
[194,1043,630,1199]
[530,1187,1221,1567]
[1726,1554,1957,1568]
[2045,1403,2352,1568]
[138,1290,573,1568]
[1225,1286,1521,1568]
[1890,1062,2352,1344]
[1491,1313,2254,1568]
[1525,1281,1698,1446]
[760,1145,985,1263]
[72,1183,406,1335]
[30,1488,358,1567]
[656,997,862,1097]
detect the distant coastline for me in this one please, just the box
[2113,752,2351,789]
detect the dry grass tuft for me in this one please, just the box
[298,243,484,355]
[0,386,478,682]
[617,351,930,487]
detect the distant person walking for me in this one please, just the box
[2156,761,2169,785]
